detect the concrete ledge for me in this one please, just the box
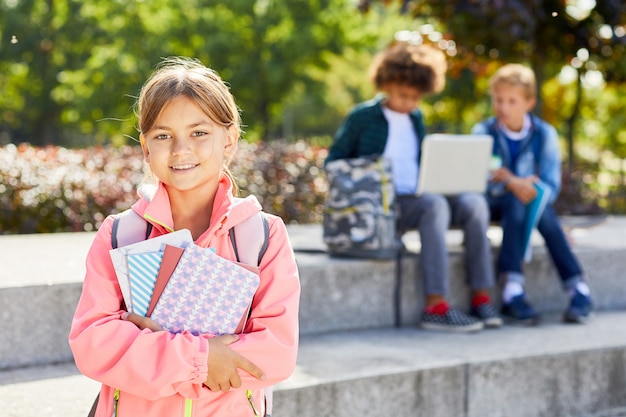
[0,284,81,369]
[1,217,625,369]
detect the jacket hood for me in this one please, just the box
[130,175,263,239]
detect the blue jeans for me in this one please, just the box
[396,192,495,297]
[489,194,583,291]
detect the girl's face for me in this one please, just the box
[382,83,422,114]
[141,95,237,194]
[491,83,536,132]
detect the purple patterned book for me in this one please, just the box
[150,243,260,336]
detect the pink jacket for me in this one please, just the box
[69,177,300,417]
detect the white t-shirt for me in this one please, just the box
[382,107,419,195]
[500,114,531,140]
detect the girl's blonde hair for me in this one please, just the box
[136,57,242,193]
[488,63,536,100]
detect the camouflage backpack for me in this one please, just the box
[323,156,401,259]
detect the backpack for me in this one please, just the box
[93,204,275,417]
[322,156,401,259]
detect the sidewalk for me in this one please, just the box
[1,311,626,417]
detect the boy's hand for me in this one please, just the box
[204,335,266,392]
[491,168,537,204]
[506,176,538,204]
[490,167,513,184]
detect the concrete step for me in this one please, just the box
[1,216,626,370]
[2,311,626,417]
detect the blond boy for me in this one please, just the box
[472,64,593,325]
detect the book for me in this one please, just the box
[109,228,193,312]
[146,244,185,318]
[522,182,551,262]
[127,250,164,316]
[150,243,261,336]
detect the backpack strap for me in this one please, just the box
[229,211,271,416]
[230,212,270,267]
[112,207,270,268]
[111,209,153,249]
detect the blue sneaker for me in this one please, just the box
[500,294,540,326]
[563,290,594,324]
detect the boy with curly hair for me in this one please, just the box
[326,42,501,332]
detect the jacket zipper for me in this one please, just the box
[111,388,120,417]
[184,398,193,417]
[246,389,261,417]
[111,390,193,417]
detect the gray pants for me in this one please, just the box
[396,192,494,297]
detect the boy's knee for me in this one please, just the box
[422,194,449,216]
[418,193,450,226]
[462,193,488,211]
[458,193,489,220]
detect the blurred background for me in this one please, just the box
[1,0,625,233]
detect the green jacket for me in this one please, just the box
[325,96,426,164]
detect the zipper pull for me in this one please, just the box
[113,389,120,417]
[246,389,261,417]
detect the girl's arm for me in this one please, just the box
[69,217,212,401]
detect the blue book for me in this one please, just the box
[523,182,551,262]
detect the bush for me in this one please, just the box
[0,141,608,235]
[0,141,328,234]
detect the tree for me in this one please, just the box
[182,0,364,141]
[0,0,96,145]
[1,0,373,145]
[404,0,626,170]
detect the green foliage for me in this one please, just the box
[390,0,626,184]
[0,143,144,233]
[1,0,391,145]
[2,142,622,235]
[0,0,429,146]
[0,142,328,234]
[2,0,626,218]
[232,140,329,223]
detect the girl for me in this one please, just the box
[69,57,300,416]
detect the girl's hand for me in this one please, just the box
[122,312,164,332]
[122,313,265,391]
[204,335,266,392]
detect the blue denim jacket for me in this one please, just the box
[471,114,561,204]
